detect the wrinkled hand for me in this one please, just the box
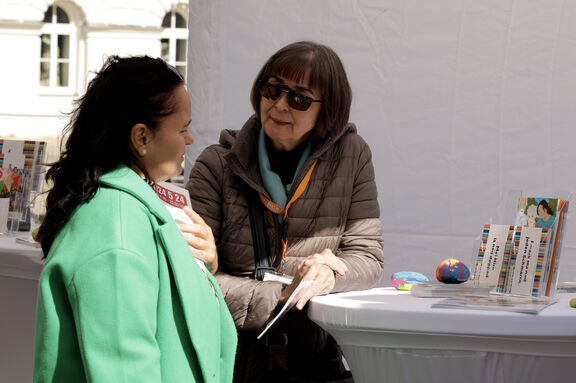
[178,206,218,274]
[279,249,348,310]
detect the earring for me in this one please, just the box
[139,148,147,156]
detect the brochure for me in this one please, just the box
[473,224,514,289]
[514,197,568,296]
[431,294,558,314]
[153,181,207,270]
[153,181,193,224]
[16,235,41,248]
[542,198,568,296]
[505,226,550,296]
[411,282,493,298]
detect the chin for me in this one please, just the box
[152,173,177,184]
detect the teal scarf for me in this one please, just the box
[258,128,312,212]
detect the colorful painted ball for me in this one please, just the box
[570,298,576,308]
[436,258,470,284]
[391,271,429,290]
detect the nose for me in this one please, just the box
[185,131,194,145]
[273,91,290,111]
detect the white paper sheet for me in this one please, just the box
[257,280,314,339]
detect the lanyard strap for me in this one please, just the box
[259,159,318,259]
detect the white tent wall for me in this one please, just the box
[185,0,576,286]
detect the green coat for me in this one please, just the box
[34,166,237,382]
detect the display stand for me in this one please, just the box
[0,139,46,235]
[428,192,570,313]
[472,191,570,299]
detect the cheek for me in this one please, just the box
[260,100,270,116]
[301,113,320,132]
[307,108,321,126]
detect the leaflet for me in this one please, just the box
[153,181,193,224]
[257,280,314,340]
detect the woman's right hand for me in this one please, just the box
[178,206,218,274]
[278,248,348,309]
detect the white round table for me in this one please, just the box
[308,287,576,383]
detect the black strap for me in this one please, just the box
[246,189,274,280]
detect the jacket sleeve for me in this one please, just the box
[187,147,284,331]
[281,137,385,293]
[69,249,161,382]
[333,139,385,292]
[214,271,283,330]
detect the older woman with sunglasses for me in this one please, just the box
[186,41,384,382]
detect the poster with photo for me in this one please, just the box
[0,139,46,232]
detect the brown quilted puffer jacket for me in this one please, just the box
[186,115,384,331]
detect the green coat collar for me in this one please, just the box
[100,165,169,225]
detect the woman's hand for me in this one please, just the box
[178,206,218,274]
[279,249,348,309]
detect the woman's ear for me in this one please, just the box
[130,123,151,157]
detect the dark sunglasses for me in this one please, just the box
[260,82,322,111]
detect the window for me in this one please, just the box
[160,11,188,80]
[40,5,75,90]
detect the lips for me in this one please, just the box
[271,116,291,125]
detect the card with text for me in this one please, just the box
[474,224,514,288]
[153,182,193,224]
[506,226,550,296]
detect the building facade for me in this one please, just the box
[0,0,189,158]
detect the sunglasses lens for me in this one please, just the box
[261,83,281,101]
[260,82,315,111]
[289,94,311,111]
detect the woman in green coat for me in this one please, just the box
[33,56,237,382]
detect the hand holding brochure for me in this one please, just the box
[153,182,207,271]
[153,182,193,224]
[257,280,314,340]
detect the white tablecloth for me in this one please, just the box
[309,288,576,383]
[0,235,43,383]
[0,234,43,280]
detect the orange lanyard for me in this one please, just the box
[259,159,317,260]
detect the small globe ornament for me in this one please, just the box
[436,258,470,284]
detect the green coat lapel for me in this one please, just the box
[156,223,223,381]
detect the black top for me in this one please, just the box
[265,136,308,187]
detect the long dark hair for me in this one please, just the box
[538,200,555,216]
[250,41,352,140]
[38,55,184,255]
